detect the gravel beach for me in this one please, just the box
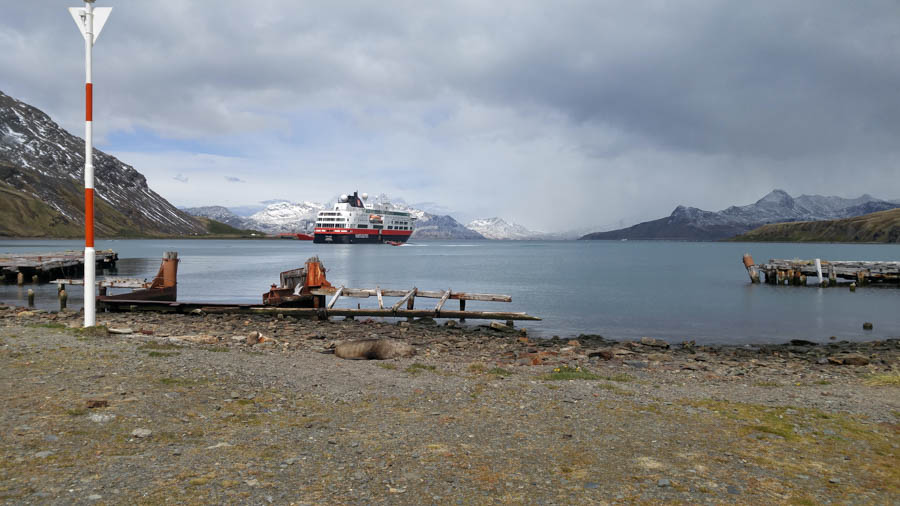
[1,306,898,504]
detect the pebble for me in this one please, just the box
[584,482,599,489]
[657,478,670,487]
[89,413,115,423]
[727,485,741,494]
[829,477,841,484]
[131,428,152,438]
[108,327,133,335]
[34,450,54,458]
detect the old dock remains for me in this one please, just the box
[98,255,540,322]
[0,250,117,285]
[742,254,900,287]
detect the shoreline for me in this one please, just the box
[1,306,898,503]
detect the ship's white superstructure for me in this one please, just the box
[313,192,416,244]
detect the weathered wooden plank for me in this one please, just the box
[435,289,451,312]
[247,307,541,321]
[51,278,149,288]
[376,286,384,309]
[392,288,417,311]
[309,287,511,302]
[327,285,344,309]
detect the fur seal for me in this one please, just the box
[334,339,415,360]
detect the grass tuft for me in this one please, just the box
[865,373,900,386]
[405,363,437,375]
[542,366,600,381]
[147,351,179,358]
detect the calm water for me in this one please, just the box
[1,239,898,344]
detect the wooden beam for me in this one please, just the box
[308,287,511,302]
[376,286,384,309]
[435,289,451,312]
[392,288,417,311]
[327,285,344,309]
[248,307,541,321]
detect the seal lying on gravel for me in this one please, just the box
[334,339,415,360]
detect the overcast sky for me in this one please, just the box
[2,1,899,230]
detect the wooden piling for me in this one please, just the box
[59,289,67,311]
[17,272,24,286]
[31,274,39,284]
[742,254,760,283]
[459,299,466,322]
[27,289,34,307]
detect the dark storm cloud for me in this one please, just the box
[1,1,898,227]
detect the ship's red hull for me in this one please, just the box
[313,228,412,244]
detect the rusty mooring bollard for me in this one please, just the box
[27,288,35,307]
[59,289,67,311]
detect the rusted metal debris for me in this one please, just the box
[262,256,333,308]
[96,252,179,302]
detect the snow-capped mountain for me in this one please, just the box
[0,89,204,237]
[248,201,325,233]
[187,193,485,239]
[181,206,255,230]
[363,193,482,238]
[467,217,542,240]
[582,189,900,241]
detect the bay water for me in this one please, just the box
[1,238,898,344]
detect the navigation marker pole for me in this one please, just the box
[69,1,111,327]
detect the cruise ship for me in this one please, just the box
[313,192,416,244]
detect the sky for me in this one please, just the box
[1,1,899,231]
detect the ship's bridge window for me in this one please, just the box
[358,224,368,229]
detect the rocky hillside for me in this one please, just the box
[732,208,900,243]
[0,90,205,237]
[180,206,251,230]
[581,190,900,241]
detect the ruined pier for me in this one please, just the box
[742,254,900,287]
[0,250,117,285]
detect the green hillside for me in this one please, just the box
[732,208,900,243]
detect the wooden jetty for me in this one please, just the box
[0,250,117,285]
[742,254,900,287]
[98,254,540,321]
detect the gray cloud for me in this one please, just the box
[2,1,898,229]
[173,173,188,183]
[225,176,245,183]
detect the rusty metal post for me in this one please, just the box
[162,251,178,288]
[742,254,760,284]
[59,289,67,311]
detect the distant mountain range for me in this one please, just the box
[581,190,900,241]
[184,195,488,239]
[0,89,205,237]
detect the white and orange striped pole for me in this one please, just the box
[70,1,111,327]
